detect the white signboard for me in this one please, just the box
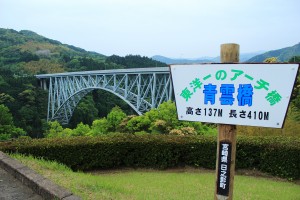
[170,64,299,128]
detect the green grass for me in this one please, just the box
[12,154,300,200]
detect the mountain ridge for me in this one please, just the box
[0,28,166,75]
[247,43,300,62]
[152,42,300,64]
[152,51,266,64]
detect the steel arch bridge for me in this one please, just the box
[36,67,173,124]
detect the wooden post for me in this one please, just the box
[215,43,239,200]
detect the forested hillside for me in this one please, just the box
[0,28,299,141]
[0,28,167,138]
[0,28,166,74]
[247,43,300,62]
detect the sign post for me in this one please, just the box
[169,44,299,200]
[215,43,239,200]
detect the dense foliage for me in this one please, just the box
[1,135,299,180]
[0,28,166,135]
[44,101,217,137]
[0,28,166,76]
[0,73,47,138]
[289,56,300,112]
[106,55,167,68]
[0,104,26,140]
[0,28,299,140]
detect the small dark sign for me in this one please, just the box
[217,141,232,196]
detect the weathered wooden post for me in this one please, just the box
[215,43,239,200]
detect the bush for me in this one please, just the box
[0,133,11,141]
[150,120,168,134]
[126,115,151,133]
[121,101,217,135]
[44,121,63,138]
[88,118,109,136]
[72,122,90,136]
[107,106,126,132]
[236,136,300,180]
[1,135,299,180]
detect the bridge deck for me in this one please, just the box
[35,67,170,78]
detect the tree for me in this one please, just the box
[124,101,217,135]
[145,101,180,131]
[0,104,13,125]
[72,122,90,136]
[0,93,15,104]
[126,115,151,133]
[69,95,98,128]
[24,59,64,74]
[16,85,47,138]
[107,106,127,131]
[66,58,81,69]
[44,121,63,138]
[288,56,300,63]
[0,104,26,140]
[263,57,278,63]
[106,55,126,66]
[88,118,109,136]
[18,87,36,105]
[106,55,167,68]
[0,75,8,87]
[92,90,135,118]
[289,56,300,110]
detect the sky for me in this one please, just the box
[0,0,299,58]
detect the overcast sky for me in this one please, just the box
[1,0,299,58]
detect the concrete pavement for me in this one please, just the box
[0,151,81,200]
[0,167,43,200]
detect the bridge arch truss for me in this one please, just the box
[36,67,173,124]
